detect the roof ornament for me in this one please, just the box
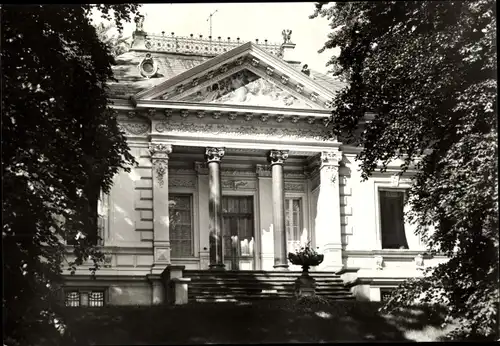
[134,14,145,32]
[282,29,292,44]
[301,64,311,76]
[138,53,158,79]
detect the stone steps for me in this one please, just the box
[183,270,354,302]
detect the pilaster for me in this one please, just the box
[149,142,173,275]
[195,161,210,269]
[256,164,274,270]
[315,149,343,271]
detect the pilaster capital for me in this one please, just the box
[205,147,225,163]
[321,150,342,167]
[149,143,172,188]
[256,164,271,177]
[149,142,172,160]
[268,150,289,166]
[194,161,209,175]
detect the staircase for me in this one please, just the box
[183,270,355,302]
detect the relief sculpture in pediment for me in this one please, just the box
[180,69,312,109]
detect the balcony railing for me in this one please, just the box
[143,33,283,58]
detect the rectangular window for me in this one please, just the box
[285,198,303,252]
[65,290,105,307]
[380,288,394,302]
[379,190,409,249]
[65,291,80,307]
[169,194,194,257]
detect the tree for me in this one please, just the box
[95,22,132,57]
[2,4,140,346]
[311,1,497,340]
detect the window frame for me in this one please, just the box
[64,288,107,307]
[376,185,410,250]
[169,193,195,259]
[285,196,304,252]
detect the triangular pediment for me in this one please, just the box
[175,68,315,109]
[132,42,336,110]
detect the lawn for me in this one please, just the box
[61,299,457,345]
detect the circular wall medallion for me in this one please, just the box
[138,53,158,79]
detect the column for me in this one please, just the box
[149,142,173,275]
[268,150,289,270]
[206,147,225,270]
[315,149,343,272]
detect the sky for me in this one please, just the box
[94,3,339,74]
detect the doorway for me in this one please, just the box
[222,196,255,270]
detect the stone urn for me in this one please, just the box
[288,245,324,297]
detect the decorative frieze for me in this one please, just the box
[221,180,251,190]
[268,150,289,166]
[169,177,196,188]
[284,182,305,192]
[160,122,329,142]
[119,122,150,135]
[415,254,424,271]
[391,174,400,187]
[374,255,384,270]
[194,161,209,175]
[205,147,225,163]
[256,164,272,177]
[149,143,172,187]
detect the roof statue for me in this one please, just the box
[282,29,292,44]
[135,14,145,32]
[301,64,311,76]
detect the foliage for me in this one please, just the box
[95,22,131,57]
[2,4,140,346]
[288,241,324,268]
[312,0,498,340]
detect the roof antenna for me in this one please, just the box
[207,9,218,39]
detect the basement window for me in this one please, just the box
[380,288,394,302]
[65,290,105,307]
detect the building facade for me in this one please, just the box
[62,21,448,306]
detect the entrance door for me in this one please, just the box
[222,196,255,270]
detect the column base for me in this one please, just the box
[273,264,289,271]
[209,263,226,271]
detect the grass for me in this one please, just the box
[61,299,458,345]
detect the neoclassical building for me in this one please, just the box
[62,19,447,307]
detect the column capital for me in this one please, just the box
[256,164,271,177]
[268,150,289,166]
[149,143,172,187]
[205,147,225,163]
[321,149,342,167]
